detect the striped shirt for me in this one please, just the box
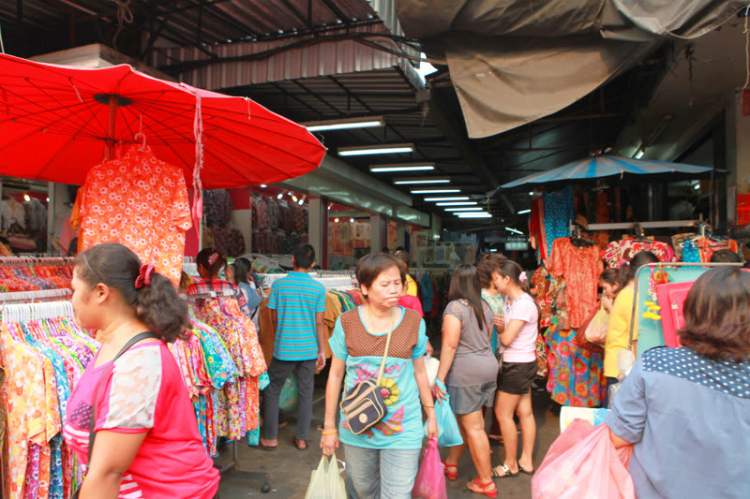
[268,271,327,361]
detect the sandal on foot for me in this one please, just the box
[467,478,498,498]
[292,437,308,450]
[519,466,535,475]
[491,464,518,479]
[441,460,458,480]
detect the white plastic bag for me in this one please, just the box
[305,455,346,499]
[424,354,439,389]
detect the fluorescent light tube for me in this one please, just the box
[436,201,478,206]
[517,209,531,215]
[410,189,461,194]
[339,143,414,156]
[424,196,469,202]
[304,116,385,132]
[393,177,450,185]
[456,213,492,218]
[370,163,435,173]
[505,227,523,234]
[444,207,483,212]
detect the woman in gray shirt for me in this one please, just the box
[435,264,499,498]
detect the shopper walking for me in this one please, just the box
[64,243,219,498]
[492,260,539,479]
[321,252,438,499]
[434,264,499,498]
[606,266,750,498]
[602,250,659,407]
[259,243,327,451]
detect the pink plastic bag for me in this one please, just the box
[531,419,635,499]
[412,437,447,499]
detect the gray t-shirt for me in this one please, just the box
[443,299,499,387]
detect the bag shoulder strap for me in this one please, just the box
[375,311,395,385]
[86,331,159,463]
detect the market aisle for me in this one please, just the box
[218,384,559,498]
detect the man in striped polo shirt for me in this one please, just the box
[259,243,327,451]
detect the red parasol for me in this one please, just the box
[0,53,326,191]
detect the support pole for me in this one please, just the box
[105,96,118,160]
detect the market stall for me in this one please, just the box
[0,54,326,499]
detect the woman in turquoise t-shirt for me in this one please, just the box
[321,253,438,499]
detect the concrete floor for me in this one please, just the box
[217,383,559,499]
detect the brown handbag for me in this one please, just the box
[575,302,604,353]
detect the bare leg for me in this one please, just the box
[493,390,521,475]
[516,390,536,472]
[459,411,493,483]
[445,422,467,467]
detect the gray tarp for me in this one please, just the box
[395,0,747,138]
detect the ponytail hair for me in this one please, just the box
[497,259,533,296]
[196,248,227,277]
[497,260,541,328]
[76,243,189,342]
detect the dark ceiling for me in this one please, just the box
[0,0,670,229]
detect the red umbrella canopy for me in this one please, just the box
[0,54,326,188]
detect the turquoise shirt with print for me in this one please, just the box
[329,306,427,450]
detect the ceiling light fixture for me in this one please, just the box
[338,143,414,157]
[456,213,492,218]
[436,201,478,206]
[259,184,267,188]
[292,195,298,202]
[410,189,461,194]
[424,196,469,202]
[350,218,355,223]
[370,163,435,173]
[276,193,284,200]
[303,116,385,132]
[505,227,523,234]
[444,207,483,212]
[517,209,531,215]
[23,194,31,202]
[393,176,450,185]
[334,218,340,223]
[635,150,645,159]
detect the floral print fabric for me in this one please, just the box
[71,145,192,287]
[545,325,604,407]
[548,238,603,330]
[602,239,676,269]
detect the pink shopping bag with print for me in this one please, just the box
[412,438,447,499]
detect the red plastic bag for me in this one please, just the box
[531,419,634,499]
[412,437,447,499]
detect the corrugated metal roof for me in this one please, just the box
[0,0,386,46]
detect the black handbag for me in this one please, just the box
[71,332,158,498]
[340,314,394,435]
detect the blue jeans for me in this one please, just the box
[344,444,420,499]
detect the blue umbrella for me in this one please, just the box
[490,155,726,195]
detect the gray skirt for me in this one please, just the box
[447,382,497,415]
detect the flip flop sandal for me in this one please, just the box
[467,478,498,498]
[519,466,535,475]
[250,441,277,451]
[491,464,519,479]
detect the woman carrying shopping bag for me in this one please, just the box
[321,252,438,499]
[434,264,499,498]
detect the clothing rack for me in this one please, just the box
[1,299,74,321]
[182,290,271,494]
[569,219,703,232]
[0,256,74,266]
[0,288,72,302]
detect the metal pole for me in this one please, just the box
[105,96,118,160]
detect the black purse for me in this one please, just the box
[340,313,394,435]
[71,332,158,498]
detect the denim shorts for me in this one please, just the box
[447,382,497,415]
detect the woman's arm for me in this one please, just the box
[413,356,438,439]
[436,315,460,383]
[609,429,633,449]
[320,355,346,456]
[499,319,524,347]
[80,430,148,499]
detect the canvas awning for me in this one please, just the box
[396,0,748,138]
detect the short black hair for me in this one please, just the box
[293,243,315,269]
[356,253,405,290]
[710,249,742,263]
